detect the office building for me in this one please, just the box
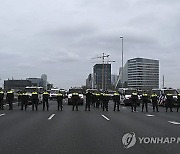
[93,64,111,90]
[118,57,159,90]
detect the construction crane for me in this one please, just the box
[91,53,115,91]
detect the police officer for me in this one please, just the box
[21,91,29,110]
[43,91,49,111]
[72,92,79,111]
[113,92,120,111]
[57,91,63,111]
[17,91,22,106]
[177,93,180,112]
[95,92,101,108]
[151,92,159,112]
[102,92,110,111]
[166,93,173,112]
[141,91,149,112]
[6,89,14,110]
[0,89,4,110]
[85,91,92,111]
[31,90,39,111]
[131,91,138,112]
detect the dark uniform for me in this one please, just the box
[113,92,120,111]
[151,93,159,112]
[141,92,149,112]
[166,93,173,112]
[31,91,38,110]
[6,90,14,110]
[131,92,138,112]
[102,93,110,111]
[57,92,63,111]
[95,93,101,108]
[17,91,22,106]
[85,92,92,111]
[177,93,180,112]
[0,90,4,110]
[72,93,79,111]
[21,92,29,110]
[43,91,49,111]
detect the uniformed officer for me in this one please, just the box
[21,91,29,110]
[6,89,14,110]
[102,92,110,111]
[95,92,101,108]
[113,92,120,111]
[85,91,92,111]
[166,93,173,112]
[72,92,79,111]
[177,93,180,112]
[57,91,63,111]
[31,90,39,111]
[43,91,49,111]
[151,92,159,112]
[0,89,4,110]
[141,91,149,112]
[131,91,138,112]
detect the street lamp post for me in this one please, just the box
[120,36,123,88]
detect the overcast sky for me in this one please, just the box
[0,0,180,89]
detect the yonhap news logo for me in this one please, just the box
[122,132,136,149]
[122,132,180,149]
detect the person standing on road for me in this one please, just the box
[72,92,79,111]
[166,93,173,112]
[21,91,29,110]
[43,91,49,111]
[131,91,138,112]
[151,92,159,112]
[95,92,101,108]
[141,91,149,112]
[31,90,39,111]
[85,91,92,111]
[113,92,120,111]
[57,91,63,111]
[102,92,110,111]
[6,89,14,110]
[177,93,180,112]
[0,89,4,110]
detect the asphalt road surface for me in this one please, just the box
[0,100,180,154]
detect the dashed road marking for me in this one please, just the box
[0,113,5,117]
[48,114,55,120]
[102,114,110,121]
[146,114,155,117]
[168,121,180,125]
[122,107,127,109]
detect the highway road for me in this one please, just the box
[0,100,180,154]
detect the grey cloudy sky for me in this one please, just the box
[0,0,180,89]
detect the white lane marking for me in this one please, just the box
[0,113,5,117]
[168,121,180,125]
[146,114,155,117]
[4,102,19,106]
[102,114,110,121]
[48,114,55,120]
[122,107,126,109]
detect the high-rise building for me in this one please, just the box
[86,74,93,89]
[41,74,47,90]
[93,64,111,90]
[118,57,159,90]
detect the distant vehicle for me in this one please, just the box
[86,89,98,94]
[25,86,44,104]
[49,88,60,100]
[68,87,84,105]
[119,88,140,106]
[158,88,178,106]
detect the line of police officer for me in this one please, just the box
[130,91,180,112]
[0,89,180,112]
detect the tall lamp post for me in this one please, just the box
[120,36,123,88]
